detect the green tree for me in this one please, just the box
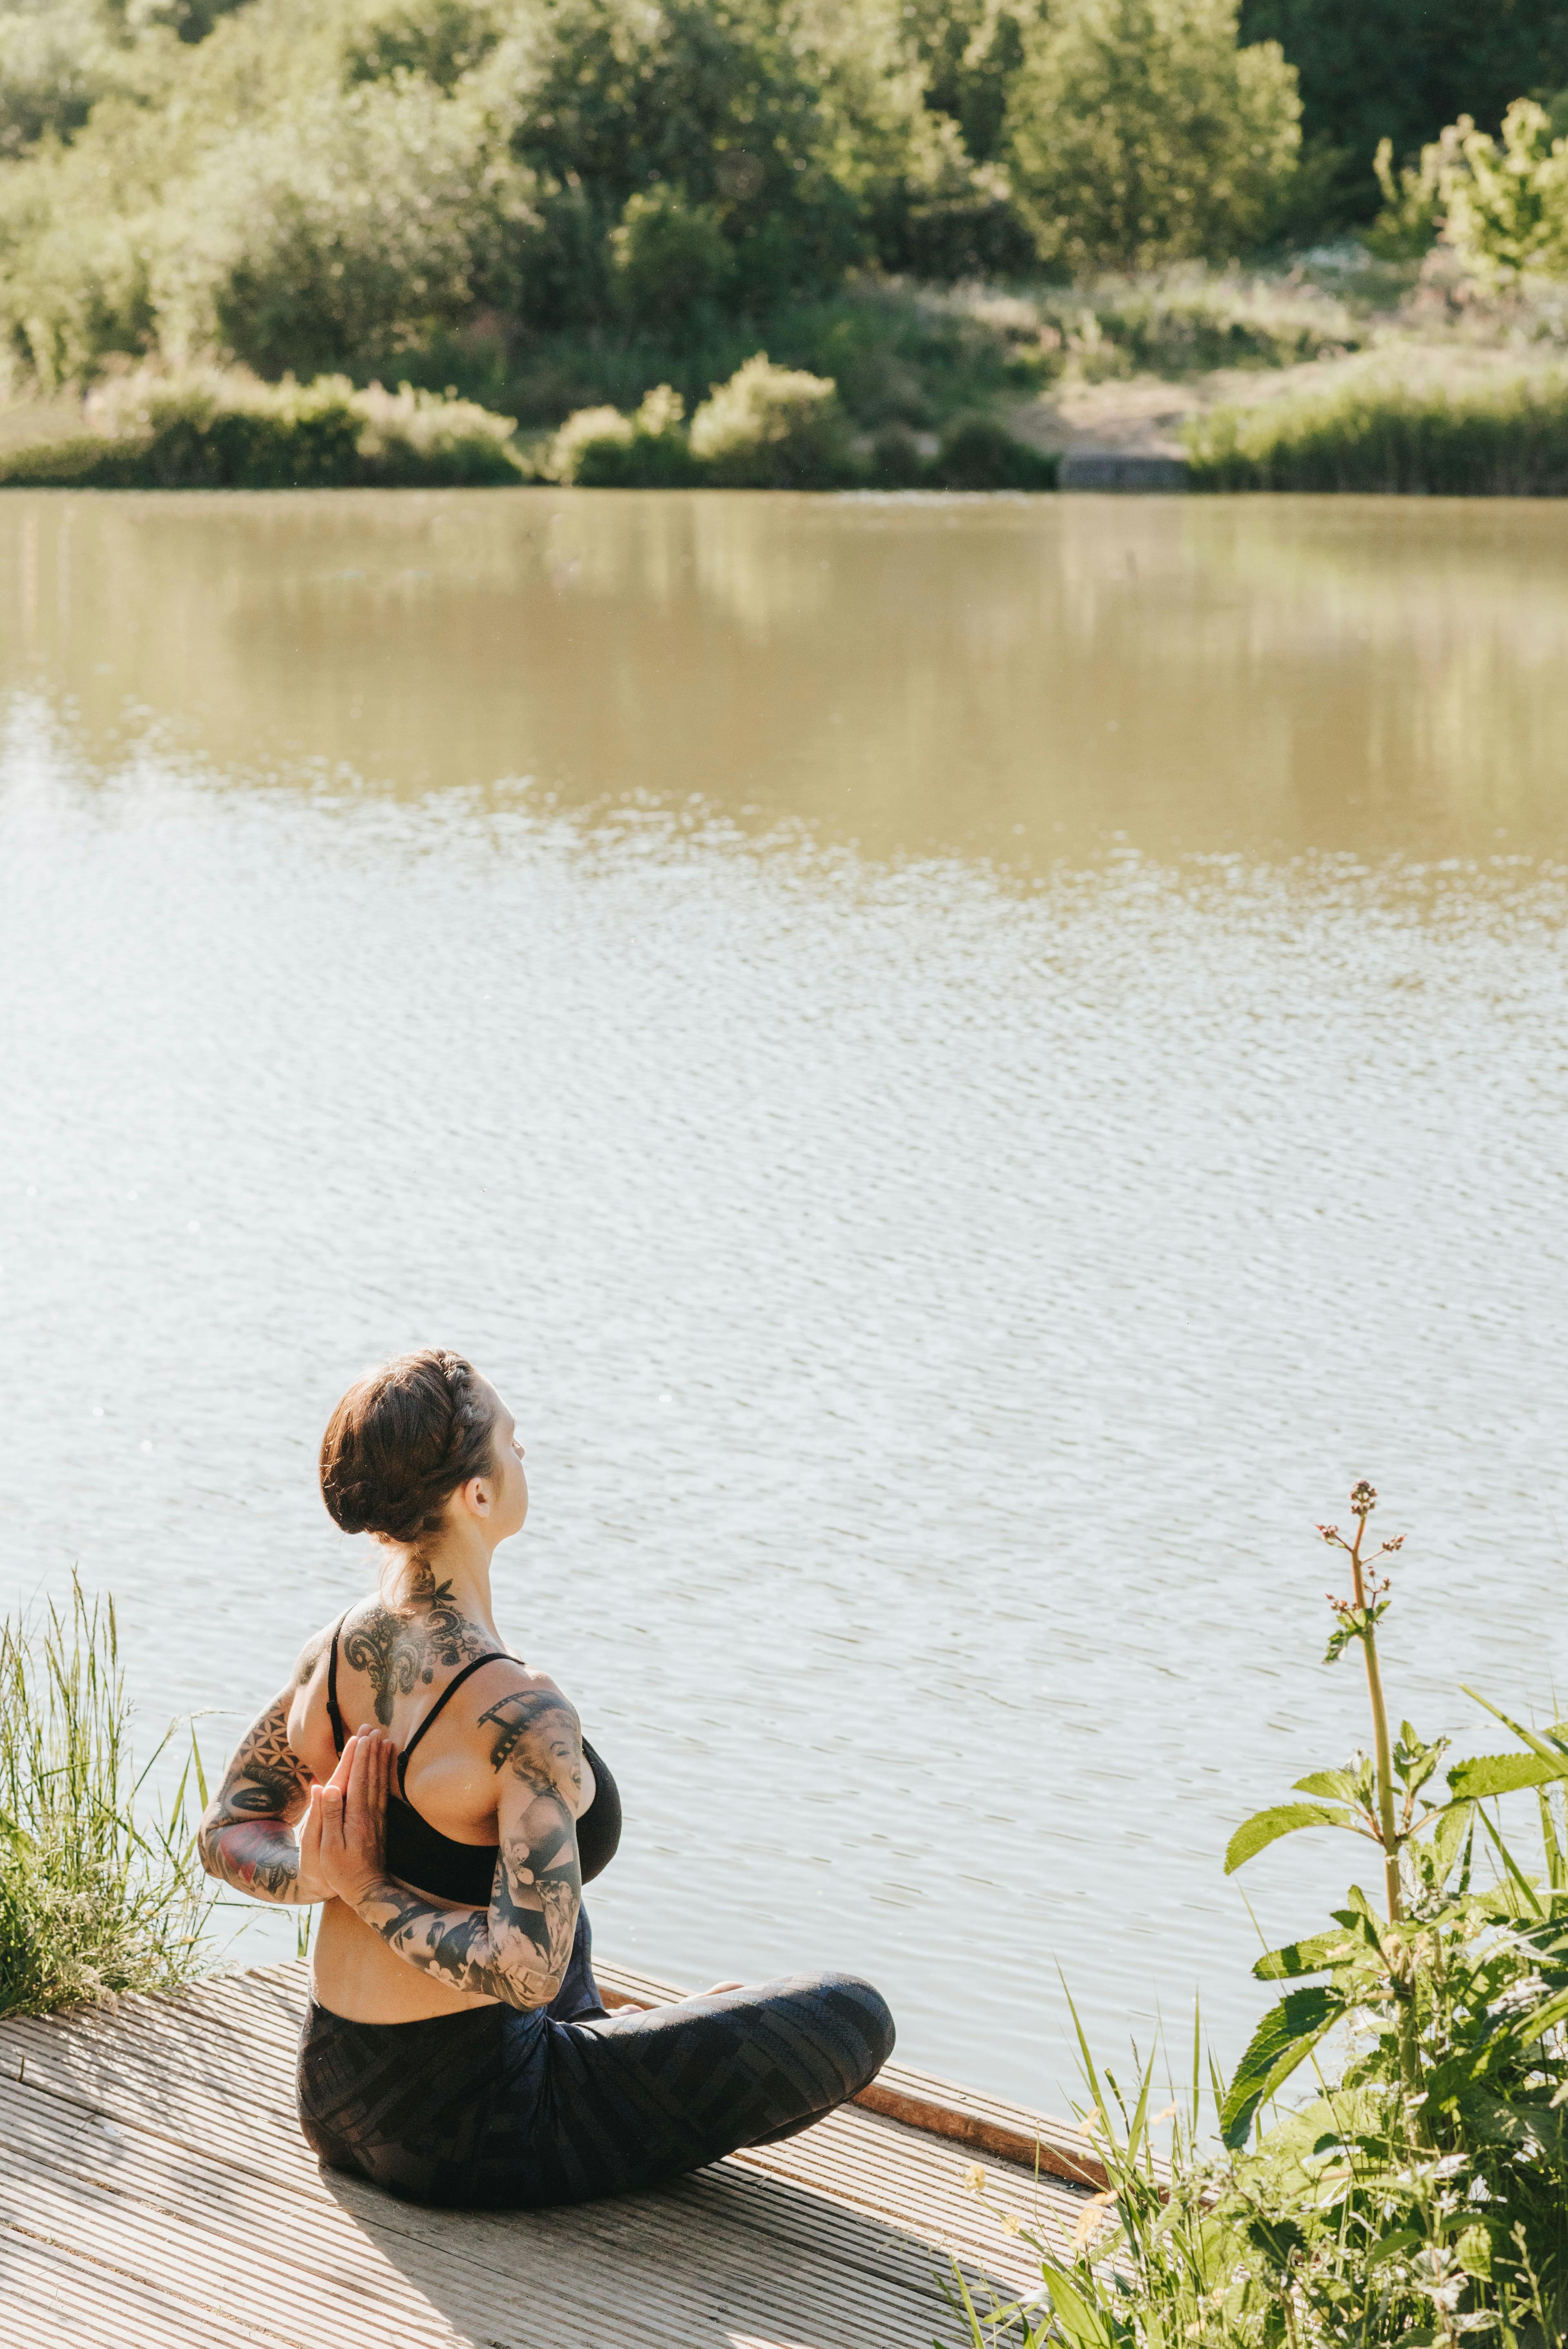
[1004,0,1300,274]
[484,0,874,302]
[153,74,536,376]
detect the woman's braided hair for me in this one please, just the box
[319,1349,500,1550]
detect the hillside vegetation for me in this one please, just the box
[0,0,1306,413]
[4,0,1568,485]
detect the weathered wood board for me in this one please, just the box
[0,1960,1086,2348]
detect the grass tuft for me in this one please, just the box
[0,1579,213,2017]
[1186,368,1568,493]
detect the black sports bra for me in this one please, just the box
[325,1624,621,1907]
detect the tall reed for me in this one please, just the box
[0,1580,212,2016]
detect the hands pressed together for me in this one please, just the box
[299,1729,396,1909]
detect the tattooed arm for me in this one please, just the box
[312,1686,584,2009]
[197,1632,330,1905]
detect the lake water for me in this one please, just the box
[2,487,1567,2115]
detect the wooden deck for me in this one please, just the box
[0,1959,1093,2348]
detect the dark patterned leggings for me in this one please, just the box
[296,1913,895,2209]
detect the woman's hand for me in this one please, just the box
[305,1730,394,1909]
[295,1737,349,1904]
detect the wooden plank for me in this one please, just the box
[0,2124,957,2349]
[0,2226,280,2348]
[0,2075,964,2349]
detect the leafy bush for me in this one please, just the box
[866,423,928,486]
[0,1580,210,2017]
[688,351,854,486]
[1004,0,1302,273]
[544,380,701,484]
[154,74,536,377]
[610,187,732,328]
[862,112,1037,280]
[931,411,1057,486]
[952,1483,1568,2347]
[1369,102,1568,280]
[1433,102,1568,287]
[1186,369,1568,493]
[0,369,523,485]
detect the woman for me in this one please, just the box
[198,1347,894,2208]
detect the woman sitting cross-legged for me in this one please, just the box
[197,1347,895,2209]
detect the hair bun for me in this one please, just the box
[319,1350,498,1550]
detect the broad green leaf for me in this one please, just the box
[1454,2225,1493,2280]
[1253,1929,1353,1982]
[1219,1987,1342,2149]
[1448,1751,1568,1799]
[1225,1804,1360,1876]
[1293,1769,1363,1803]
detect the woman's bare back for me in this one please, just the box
[203,1578,592,2025]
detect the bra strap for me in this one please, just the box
[397,1652,512,1791]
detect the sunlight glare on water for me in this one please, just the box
[1,488,1566,2111]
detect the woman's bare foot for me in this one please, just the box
[704,1979,744,1995]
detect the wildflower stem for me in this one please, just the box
[1350,1514,1402,1925]
[1349,1507,1425,2129]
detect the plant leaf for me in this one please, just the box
[1448,1751,1568,1799]
[1293,1769,1363,1802]
[1219,1987,1342,2149]
[1224,1804,1360,1876]
[1253,1929,1353,1982]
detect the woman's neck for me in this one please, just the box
[382,1535,500,1646]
